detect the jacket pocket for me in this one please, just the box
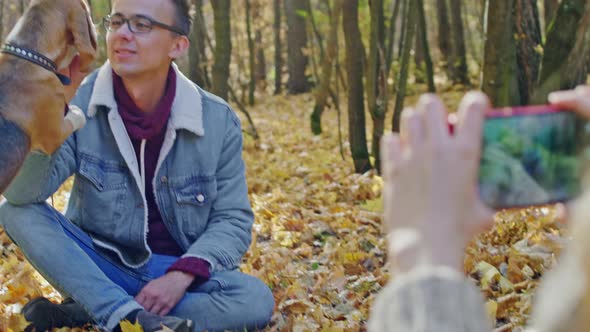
[75,153,129,238]
[172,175,218,206]
[170,175,218,237]
[78,153,128,191]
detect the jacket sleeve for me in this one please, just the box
[368,266,492,332]
[183,108,254,272]
[3,134,77,205]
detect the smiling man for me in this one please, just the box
[0,0,274,331]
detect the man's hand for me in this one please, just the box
[135,271,195,316]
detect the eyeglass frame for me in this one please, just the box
[102,13,187,36]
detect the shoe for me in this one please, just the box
[136,310,192,332]
[21,297,93,332]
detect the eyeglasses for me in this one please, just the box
[103,13,186,36]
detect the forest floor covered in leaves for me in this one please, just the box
[0,87,568,332]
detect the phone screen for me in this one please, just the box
[478,107,590,209]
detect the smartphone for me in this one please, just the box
[478,105,590,209]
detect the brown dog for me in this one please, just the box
[0,0,97,194]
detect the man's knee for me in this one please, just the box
[240,274,275,329]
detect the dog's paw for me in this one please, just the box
[65,105,86,131]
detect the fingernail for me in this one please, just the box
[547,91,561,103]
[465,91,489,106]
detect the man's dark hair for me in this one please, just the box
[170,0,192,36]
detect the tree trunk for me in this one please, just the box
[392,0,417,132]
[544,0,560,30]
[19,0,24,15]
[514,0,542,105]
[343,0,372,173]
[189,0,210,88]
[437,0,452,72]
[448,0,469,84]
[273,0,283,94]
[367,0,387,172]
[284,0,311,94]
[310,0,342,135]
[417,0,435,92]
[385,0,402,74]
[533,0,588,102]
[398,0,408,59]
[414,20,425,83]
[211,0,232,101]
[255,29,267,85]
[246,0,256,105]
[0,0,4,43]
[481,0,520,106]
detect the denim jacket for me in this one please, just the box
[4,62,254,271]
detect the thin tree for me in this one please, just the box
[0,0,4,43]
[255,29,266,86]
[310,0,342,135]
[385,0,402,73]
[211,0,232,101]
[199,8,259,138]
[343,0,372,173]
[284,0,311,94]
[437,0,452,73]
[367,0,387,172]
[245,0,256,105]
[189,0,210,88]
[533,0,589,102]
[544,0,560,31]
[392,0,418,132]
[414,16,425,83]
[515,0,542,104]
[448,0,469,84]
[397,0,408,59]
[481,0,520,106]
[273,0,282,94]
[417,0,435,92]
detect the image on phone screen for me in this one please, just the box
[479,108,590,209]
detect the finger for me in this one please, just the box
[456,91,490,145]
[381,133,403,182]
[554,202,569,224]
[417,93,449,143]
[400,107,425,148]
[158,304,172,316]
[135,293,146,307]
[150,302,165,316]
[136,292,155,312]
[548,86,590,119]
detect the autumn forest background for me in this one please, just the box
[0,0,588,331]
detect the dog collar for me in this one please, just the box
[1,43,71,85]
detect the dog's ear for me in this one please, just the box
[68,0,97,71]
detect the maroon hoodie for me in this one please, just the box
[113,68,210,283]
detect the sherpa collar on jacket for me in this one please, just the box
[86,61,204,136]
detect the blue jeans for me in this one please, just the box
[0,202,274,331]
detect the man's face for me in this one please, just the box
[107,0,180,79]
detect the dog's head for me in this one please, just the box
[63,0,98,72]
[21,0,98,73]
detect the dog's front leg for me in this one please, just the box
[37,105,86,155]
[64,105,86,132]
